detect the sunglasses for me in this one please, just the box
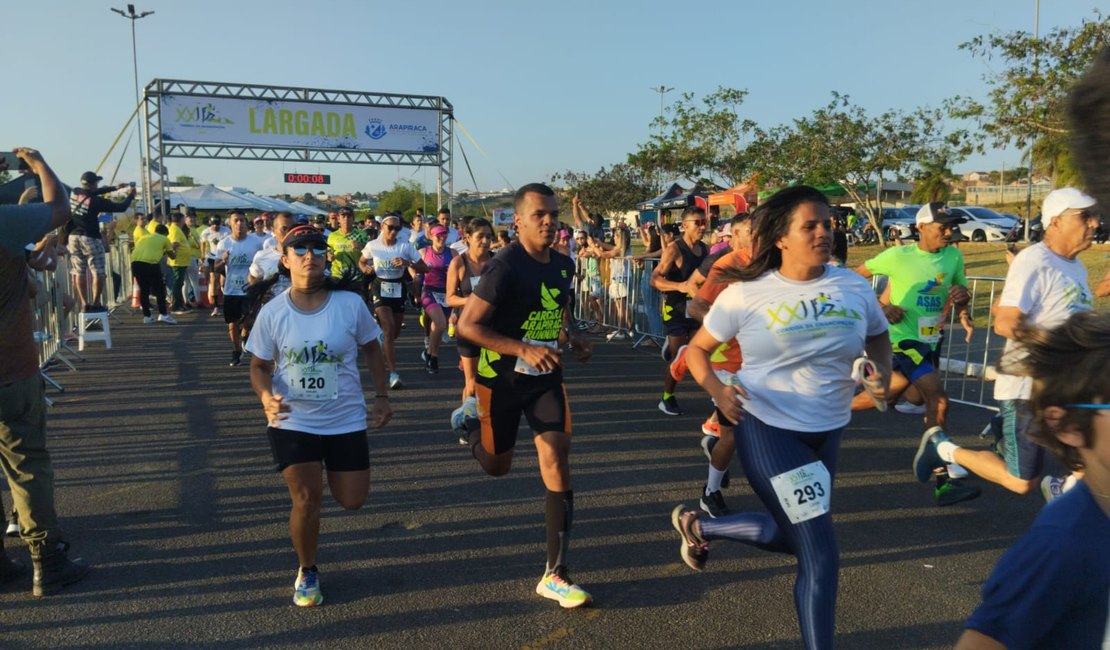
[685,219,706,226]
[291,246,326,256]
[385,225,401,232]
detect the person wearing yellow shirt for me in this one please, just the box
[131,223,178,324]
[166,213,195,313]
[183,211,204,308]
[131,213,150,245]
[327,206,369,283]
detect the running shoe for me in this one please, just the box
[157,314,178,325]
[5,509,18,537]
[420,348,428,363]
[293,566,323,607]
[913,426,947,483]
[228,350,242,367]
[450,397,479,445]
[700,488,731,518]
[535,567,592,609]
[701,418,719,437]
[670,505,709,571]
[658,396,683,416]
[171,307,189,315]
[668,344,689,382]
[142,316,156,324]
[1039,475,1074,503]
[210,307,220,317]
[388,371,403,389]
[699,436,730,488]
[605,330,626,342]
[894,400,927,415]
[935,479,981,506]
[426,355,439,374]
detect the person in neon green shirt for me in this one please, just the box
[131,213,150,244]
[853,202,976,506]
[327,206,369,279]
[130,224,178,323]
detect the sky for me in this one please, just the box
[4,0,1101,198]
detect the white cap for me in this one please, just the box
[915,202,965,226]
[1041,188,1097,227]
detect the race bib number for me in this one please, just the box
[287,363,338,401]
[432,291,448,307]
[769,460,831,524]
[514,338,558,376]
[380,280,402,299]
[917,314,941,344]
[225,274,247,294]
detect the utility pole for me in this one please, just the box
[111,4,154,211]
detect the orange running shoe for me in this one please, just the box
[701,417,719,437]
[669,344,689,382]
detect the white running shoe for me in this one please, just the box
[388,371,403,389]
[143,316,156,324]
[157,314,178,325]
[894,400,927,415]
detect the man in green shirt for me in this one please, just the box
[326,206,369,279]
[854,202,977,505]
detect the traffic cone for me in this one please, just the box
[198,271,211,308]
[130,278,141,309]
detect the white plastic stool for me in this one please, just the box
[78,312,112,351]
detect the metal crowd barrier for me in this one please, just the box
[30,233,134,403]
[573,252,1008,411]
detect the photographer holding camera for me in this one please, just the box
[0,148,90,596]
[66,171,135,312]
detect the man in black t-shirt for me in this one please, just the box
[456,183,594,609]
[66,171,135,312]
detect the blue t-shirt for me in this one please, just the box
[964,482,1110,649]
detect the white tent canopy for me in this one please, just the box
[168,185,318,214]
[289,201,328,216]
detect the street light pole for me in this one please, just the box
[111,5,154,210]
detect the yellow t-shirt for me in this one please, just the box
[166,224,192,267]
[146,220,159,234]
[132,225,149,242]
[132,233,174,265]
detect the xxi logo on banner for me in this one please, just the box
[174,103,233,127]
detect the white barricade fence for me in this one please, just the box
[573,255,666,346]
[30,232,134,402]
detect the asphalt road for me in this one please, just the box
[0,308,1041,649]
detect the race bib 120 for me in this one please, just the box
[769,460,831,524]
[286,363,338,401]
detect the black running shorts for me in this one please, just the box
[371,277,407,313]
[223,295,251,324]
[474,372,571,455]
[267,427,370,473]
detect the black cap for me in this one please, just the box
[80,171,102,185]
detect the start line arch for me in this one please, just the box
[141,78,453,215]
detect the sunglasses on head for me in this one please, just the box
[290,245,326,256]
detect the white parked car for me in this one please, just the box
[948,207,1010,242]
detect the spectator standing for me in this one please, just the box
[0,148,90,596]
[66,171,135,312]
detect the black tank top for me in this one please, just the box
[457,254,486,298]
[663,238,708,304]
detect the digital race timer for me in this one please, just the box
[284,173,331,184]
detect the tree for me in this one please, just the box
[627,87,757,188]
[951,12,1110,185]
[750,94,974,243]
[911,158,957,203]
[376,179,435,219]
[550,163,656,219]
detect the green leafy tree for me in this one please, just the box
[911,158,957,203]
[951,12,1109,185]
[751,94,973,243]
[376,179,436,219]
[628,87,757,188]
[550,163,656,219]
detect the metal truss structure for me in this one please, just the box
[141,78,454,214]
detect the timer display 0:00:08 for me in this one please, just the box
[284,173,331,184]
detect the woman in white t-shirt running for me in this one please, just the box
[670,186,892,650]
[246,225,393,608]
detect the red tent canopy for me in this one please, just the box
[707,175,759,213]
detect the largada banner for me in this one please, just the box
[161,95,440,154]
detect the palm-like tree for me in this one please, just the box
[911,159,956,203]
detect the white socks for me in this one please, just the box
[936,440,958,464]
[706,467,726,495]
